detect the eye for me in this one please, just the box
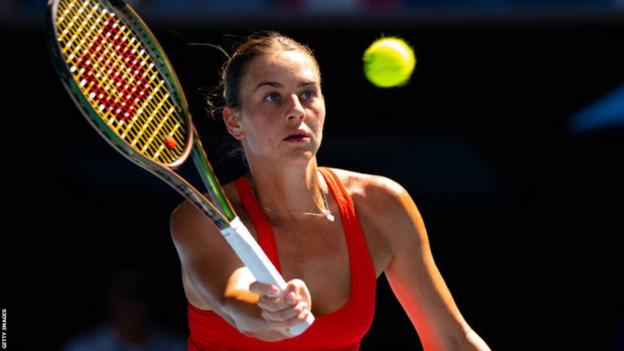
[264,92,280,103]
[300,90,316,100]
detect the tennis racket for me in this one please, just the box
[46,0,314,335]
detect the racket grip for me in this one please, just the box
[222,217,315,336]
[289,313,315,336]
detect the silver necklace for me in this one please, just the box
[261,189,335,222]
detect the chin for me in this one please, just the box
[279,150,317,166]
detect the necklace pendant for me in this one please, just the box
[326,212,335,222]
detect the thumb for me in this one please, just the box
[287,279,312,306]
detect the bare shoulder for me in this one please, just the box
[327,168,421,261]
[327,167,411,214]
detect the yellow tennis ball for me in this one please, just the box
[363,37,416,88]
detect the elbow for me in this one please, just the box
[220,294,252,328]
[220,296,270,338]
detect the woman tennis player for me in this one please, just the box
[170,31,492,351]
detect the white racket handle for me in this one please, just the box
[221,217,315,336]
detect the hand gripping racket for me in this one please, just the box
[46,0,314,335]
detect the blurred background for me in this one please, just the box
[2,0,624,350]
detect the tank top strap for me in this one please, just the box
[318,167,376,293]
[233,175,282,272]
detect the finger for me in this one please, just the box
[285,279,303,294]
[261,301,308,322]
[257,296,294,312]
[265,306,311,330]
[288,280,309,297]
[285,291,297,305]
[249,281,281,297]
[285,279,311,308]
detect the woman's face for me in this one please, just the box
[232,49,325,165]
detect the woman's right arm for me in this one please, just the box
[169,200,311,341]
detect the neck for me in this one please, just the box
[247,158,330,222]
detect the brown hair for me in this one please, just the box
[207,31,320,118]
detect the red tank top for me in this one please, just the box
[186,167,377,351]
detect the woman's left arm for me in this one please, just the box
[373,177,492,351]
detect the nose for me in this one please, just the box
[286,93,305,122]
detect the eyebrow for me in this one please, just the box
[254,81,317,91]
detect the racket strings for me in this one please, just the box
[61,1,184,160]
[56,0,186,164]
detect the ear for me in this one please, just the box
[223,107,245,140]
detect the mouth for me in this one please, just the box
[283,131,311,142]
